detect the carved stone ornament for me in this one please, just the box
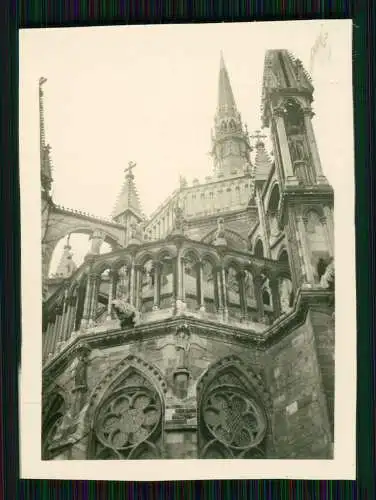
[129,222,143,244]
[90,229,106,255]
[320,258,334,290]
[273,106,286,118]
[202,386,266,452]
[213,217,227,247]
[175,323,191,366]
[74,343,91,389]
[172,203,185,234]
[111,299,137,328]
[92,375,162,459]
[173,323,191,399]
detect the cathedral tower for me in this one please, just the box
[261,50,334,287]
[211,53,252,178]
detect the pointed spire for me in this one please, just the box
[217,51,236,111]
[39,77,53,194]
[112,161,144,223]
[54,234,77,278]
[211,53,252,178]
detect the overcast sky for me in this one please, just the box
[19,20,352,273]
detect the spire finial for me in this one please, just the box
[112,161,144,222]
[124,161,137,178]
[220,50,225,69]
[251,129,267,147]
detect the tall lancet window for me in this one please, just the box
[267,184,281,238]
[282,99,314,185]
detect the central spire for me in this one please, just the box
[218,51,236,112]
[211,52,252,178]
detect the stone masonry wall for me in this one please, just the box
[46,306,334,459]
[308,309,335,438]
[264,314,333,458]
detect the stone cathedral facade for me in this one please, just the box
[41,51,335,460]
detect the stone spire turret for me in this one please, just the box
[39,77,53,195]
[211,52,252,178]
[112,162,144,224]
[112,162,145,245]
[54,234,77,278]
[252,130,272,183]
[218,51,236,112]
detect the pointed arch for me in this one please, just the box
[85,355,166,460]
[111,255,132,272]
[200,251,221,269]
[278,247,289,263]
[201,228,248,250]
[155,247,178,262]
[91,260,113,276]
[197,355,271,459]
[181,247,201,263]
[222,256,242,272]
[265,182,280,214]
[254,239,264,258]
[134,251,157,267]
[42,387,68,459]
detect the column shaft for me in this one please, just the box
[275,114,296,181]
[270,276,282,319]
[254,275,265,321]
[304,113,325,181]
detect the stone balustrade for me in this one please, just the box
[42,237,292,363]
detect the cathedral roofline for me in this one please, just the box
[144,172,253,228]
[53,204,124,229]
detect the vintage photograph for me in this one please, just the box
[20,21,354,478]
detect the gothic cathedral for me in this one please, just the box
[41,50,334,460]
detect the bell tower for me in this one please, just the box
[211,52,252,178]
[261,50,334,287]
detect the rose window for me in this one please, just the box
[202,387,266,451]
[94,386,162,453]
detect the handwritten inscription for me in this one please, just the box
[309,26,331,75]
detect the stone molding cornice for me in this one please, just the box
[42,286,334,385]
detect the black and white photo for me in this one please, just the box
[19,20,355,480]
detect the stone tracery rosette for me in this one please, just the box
[201,386,266,458]
[198,364,269,459]
[91,375,163,459]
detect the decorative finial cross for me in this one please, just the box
[124,161,137,176]
[250,130,267,142]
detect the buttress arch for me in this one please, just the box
[43,218,124,278]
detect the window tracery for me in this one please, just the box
[89,371,163,460]
[199,370,267,459]
[42,393,65,459]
